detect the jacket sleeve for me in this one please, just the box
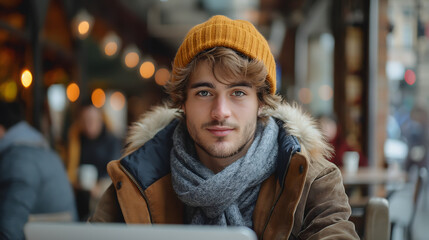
[0,152,40,240]
[88,183,125,222]
[298,166,359,240]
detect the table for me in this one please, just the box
[341,166,407,207]
[341,166,407,186]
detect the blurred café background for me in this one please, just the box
[1,0,429,239]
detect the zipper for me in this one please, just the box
[119,163,153,223]
[260,148,296,240]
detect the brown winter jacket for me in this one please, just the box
[90,103,359,240]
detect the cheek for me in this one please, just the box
[238,102,259,117]
[183,104,202,127]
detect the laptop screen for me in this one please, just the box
[25,222,257,240]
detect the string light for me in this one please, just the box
[21,69,32,88]
[155,68,170,86]
[123,45,140,69]
[91,88,106,108]
[102,32,121,57]
[139,61,155,79]
[104,42,118,56]
[78,21,90,35]
[72,9,94,39]
[66,83,80,102]
[125,52,139,68]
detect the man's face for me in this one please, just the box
[182,60,260,166]
[80,106,103,140]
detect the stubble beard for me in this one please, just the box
[191,120,257,159]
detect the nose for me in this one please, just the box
[211,95,231,121]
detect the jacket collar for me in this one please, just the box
[274,119,300,187]
[121,119,178,190]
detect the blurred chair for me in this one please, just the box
[389,166,428,240]
[350,197,390,240]
[365,198,390,240]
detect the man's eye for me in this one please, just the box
[197,91,211,97]
[232,91,245,97]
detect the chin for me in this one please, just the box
[209,145,240,159]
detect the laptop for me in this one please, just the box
[24,222,257,240]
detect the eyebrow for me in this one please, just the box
[226,81,252,88]
[189,81,252,89]
[189,82,214,89]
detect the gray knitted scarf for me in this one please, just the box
[170,117,279,227]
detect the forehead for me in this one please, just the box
[188,60,246,86]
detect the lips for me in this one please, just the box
[206,126,234,137]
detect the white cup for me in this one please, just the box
[343,151,359,173]
[78,164,98,190]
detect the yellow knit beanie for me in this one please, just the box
[173,15,276,94]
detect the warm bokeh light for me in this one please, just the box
[104,42,118,57]
[21,69,32,88]
[124,52,140,68]
[404,69,416,85]
[102,32,121,57]
[0,81,17,102]
[73,9,93,39]
[318,85,333,101]
[78,21,90,35]
[66,83,80,102]
[139,61,155,79]
[155,68,171,86]
[91,88,106,108]
[298,88,312,104]
[110,91,126,111]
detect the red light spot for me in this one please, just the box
[404,70,416,85]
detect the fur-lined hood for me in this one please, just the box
[123,102,332,162]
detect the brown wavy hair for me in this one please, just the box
[165,47,281,110]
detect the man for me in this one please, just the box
[91,15,359,239]
[0,101,77,240]
[67,100,122,220]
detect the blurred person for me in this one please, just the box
[0,100,77,240]
[318,114,367,167]
[90,15,358,239]
[66,100,122,220]
[386,114,401,140]
[402,105,428,171]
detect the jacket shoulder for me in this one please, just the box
[263,102,333,163]
[110,118,178,191]
[123,105,181,157]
